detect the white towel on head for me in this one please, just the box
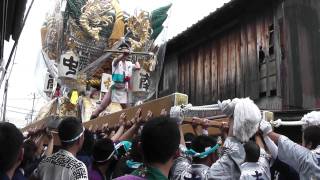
[233,98,261,142]
[301,111,320,129]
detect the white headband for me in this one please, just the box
[94,150,116,163]
[60,127,85,143]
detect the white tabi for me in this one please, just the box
[208,137,245,180]
[240,148,271,180]
[278,135,320,180]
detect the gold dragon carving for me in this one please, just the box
[79,0,115,41]
[126,11,153,51]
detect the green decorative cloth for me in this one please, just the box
[151,26,164,40]
[150,4,172,40]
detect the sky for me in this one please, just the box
[1,0,230,128]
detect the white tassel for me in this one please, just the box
[233,98,261,142]
[301,111,320,129]
[218,98,240,117]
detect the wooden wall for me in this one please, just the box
[282,0,320,109]
[160,0,320,110]
[161,6,282,108]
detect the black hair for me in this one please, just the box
[0,122,23,172]
[90,138,116,180]
[20,140,37,168]
[141,116,180,164]
[20,140,39,177]
[244,140,260,163]
[191,135,217,162]
[112,137,142,178]
[129,137,142,162]
[78,130,95,156]
[92,138,115,165]
[58,117,83,148]
[118,41,131,50]
[184,133,195,149]
[303,125,320,149]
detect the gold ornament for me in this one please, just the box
[103,77,111,89]
[79,0,115,41]
[126,11,152,51]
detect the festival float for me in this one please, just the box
[23,0,177,132]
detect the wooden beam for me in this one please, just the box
[182,117,229,136]
[22,93,188,132]
[22,93,230,146]
[83,93,188,128]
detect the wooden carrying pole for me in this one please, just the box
[104,50,154,56]
[182,117,229,136]
[83,93,188,128]
[21,93,230,145]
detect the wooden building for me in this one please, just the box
[159,0,320,112]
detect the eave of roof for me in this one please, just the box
[166,0,279,54]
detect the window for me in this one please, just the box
[259,23,277,98]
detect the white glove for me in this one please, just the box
[260,119,273,136]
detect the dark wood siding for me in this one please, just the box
[160,0,320,110]
[282,0,320,109]
[165,13,277,106]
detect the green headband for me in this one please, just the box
[185,144,220,158]
[126,160,143,169]
[115,141,132,154]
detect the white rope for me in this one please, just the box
[188,106,221,111]
[170,103,220,120]
[270,119,307,128]
[270,111,320,128]
[191,104,220,109]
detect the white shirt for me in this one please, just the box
[278,135,320,180]
[208,137,246,179]
[240,149,271,180]
[34,149,88,180]
[111,60,134,104]
[112,60,134,85]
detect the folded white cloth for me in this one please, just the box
[218,98,239,117]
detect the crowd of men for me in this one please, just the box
[0,98,319,180]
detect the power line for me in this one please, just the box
[7,40,18,80]
[7,97,42,100]
[6,109,36,115]
[1,80,8,121]
[6,105,39,112]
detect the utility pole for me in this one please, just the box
[2,80,8,122]
[30,93,36,123]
